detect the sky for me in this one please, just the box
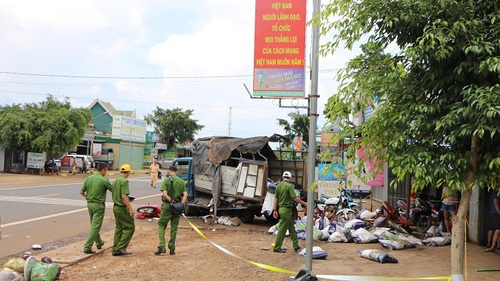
[0,0,356,139]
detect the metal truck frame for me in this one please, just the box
[171,136,305,223]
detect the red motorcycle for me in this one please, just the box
[381,201,412,234]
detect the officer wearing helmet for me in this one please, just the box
[273,171,307,253]
[111,164,135,256]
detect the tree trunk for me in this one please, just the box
[451,188,471,281]
[451,135,480,281]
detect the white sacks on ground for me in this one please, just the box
[320,226,330,241]
[398,233,423,246]
[379,239,406,250]
[313,226,324,241]
[426,225,441,238]
[344,219,367,230]
[314,216,330,231]
[358,249,398,263]
[328,231,348,243]
[216,216,241,226]
[377,231,416,250]
[423,233,452,246]
[351,228,378,243]
[369,227,391,239]
[298,246,328,259]
[356,209,379,220]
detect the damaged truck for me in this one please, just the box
[171,135,305,223]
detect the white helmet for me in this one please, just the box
[282,171,292,178]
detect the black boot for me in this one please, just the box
[154,248,166,255]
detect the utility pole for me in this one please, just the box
[228,106,233,136]
[305,0,321,272]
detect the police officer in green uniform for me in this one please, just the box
[273,171,307,253]
[154,165,187,255]
[111,164,135,256]
[80,162,111,254]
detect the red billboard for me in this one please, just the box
[253,0,306,98]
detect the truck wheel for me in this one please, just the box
[184,205,198,216]
[237,211,255,223]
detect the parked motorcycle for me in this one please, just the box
[318,187,359,223]
[397,194,443,233]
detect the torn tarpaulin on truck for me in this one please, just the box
[191,136,277,215]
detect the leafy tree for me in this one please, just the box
[0,104,34,152]
[0,95,92,158]
[31,96,92,156]
[319,0,500,278]
[144,107,204,148]
[277,110,310,148]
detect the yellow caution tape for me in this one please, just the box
[182,214,452,280]
[182,214,297,275]
[316,275,451,280]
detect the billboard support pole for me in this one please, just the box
[305,0,321,272]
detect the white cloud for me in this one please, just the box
[0,0,356,139]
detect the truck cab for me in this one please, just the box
[171,157,195,198]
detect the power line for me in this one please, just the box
[0,71,251,79]
[0,69,340,80]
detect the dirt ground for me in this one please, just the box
[1,172,500,281]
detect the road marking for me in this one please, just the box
[0,176,151,191]
[2,208,89,227]
[1,193,160,228]
[32,193,60,198]
[0,195,88,207]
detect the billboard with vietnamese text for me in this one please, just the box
[111,115,147,143]
[253,0,306,98]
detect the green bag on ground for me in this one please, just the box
[30,262,58,281]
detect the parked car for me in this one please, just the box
[60,155,94,173]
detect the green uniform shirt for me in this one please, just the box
[161,174,187,202]
[275,180,296,209]
[80,173,111,203]
[112,175,130,207]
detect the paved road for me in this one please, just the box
[0,176,162,258]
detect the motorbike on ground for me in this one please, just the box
[381,200,413,234]
[397,194,443,233]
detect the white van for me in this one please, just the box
[60,155,94,173]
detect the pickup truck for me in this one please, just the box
[171,136,305,223]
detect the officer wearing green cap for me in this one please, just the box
[273,171,307,253]
[111,164,135,256]
[80,162,111,254]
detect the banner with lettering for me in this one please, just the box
[253,0,306,98]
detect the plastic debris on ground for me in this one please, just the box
[216,216,241,226]
[358,249,398,263]
[1,255,61,281]
[298,246,328,259]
